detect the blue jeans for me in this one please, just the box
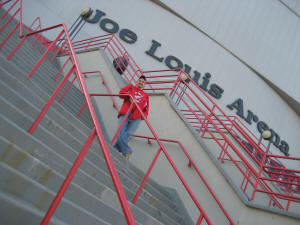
[114,114,141,156]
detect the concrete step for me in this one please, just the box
[0,86,182,225]
[0,137,161,225]
[0,191,68,225]
[0,43,87,112]
[0,115,177,225]
[0,28,59,65]
[0,162,118,225]
[0,65,91,135]
[0,25,90,119]
[0,53,93,128]
[0,21,82,95]
[0,11,62,68]
[2,51,175,213]
[0,65,176,212]
[0,9,185,224]
[1,36,67,88]
[0,75,181,222]
[107,144,179,213]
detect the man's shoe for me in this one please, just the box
[124,151,132,159]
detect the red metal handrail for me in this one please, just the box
[70,34,154,90]
[140,69,299,211]
[73,70,234,224]
[75,33,299,212]
[1,2,137,225]
[67,33,300,213]
[2,0,299,222]
[60,63,233,223]
[83,71,119,111]
[0,0,51,61]
[35,24,137,225]
[90,93,216,225]
[132,134,235,224]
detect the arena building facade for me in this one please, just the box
[3,0,300,224]
[22,0,300,163]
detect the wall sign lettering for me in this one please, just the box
[84,8,289,155]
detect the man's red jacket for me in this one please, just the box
[118,84,149,120]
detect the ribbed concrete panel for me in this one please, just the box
[157,0,300,105]
[281,0,300,16]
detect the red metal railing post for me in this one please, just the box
[63,25,137,224]
[40,128,96,225]
[201,106,215,137]
[85,39,91,51]
[1,0,18,19]
[32,35,39,46]
[197,116,207,135]
[104,34,114,50]
[19,0,23,35]
[58,74,76,103]
[53,56,71,81]
[196,214,204,225]
[176,141,235,225]
[200,118,208,137]
[251,152,267,201]
[175,81,260,177]
[50,40,65,62]
[241,167,249,191]
[6,34,26,60]
[132,147,162,204]
[0,8,20,33]
[28,30,64,78]
[0,21,19,50]
[28,65,74,134]
[286,195,291,211]
[218,142,228,163]
[83,71,119,111]
[169,71,180,97]
[132,134,235,225]
[160,145,213,224]
[27,16,41,40]
[76,101,87,118]
[128,98,213,225]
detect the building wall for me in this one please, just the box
[64,50,300,224]
[281,0,300,16]
[21,0,300,163]
[157,0,300,105]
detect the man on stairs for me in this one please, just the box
[114,75,149,159]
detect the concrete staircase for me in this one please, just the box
[0,9,189,225]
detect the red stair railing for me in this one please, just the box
[89,93,216,225]
[0,1,137,225]
[132,134,234,225]
[142,69,300,211]
[71,70,235,224]
[67,33,300,213]
[2,0,299,223]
